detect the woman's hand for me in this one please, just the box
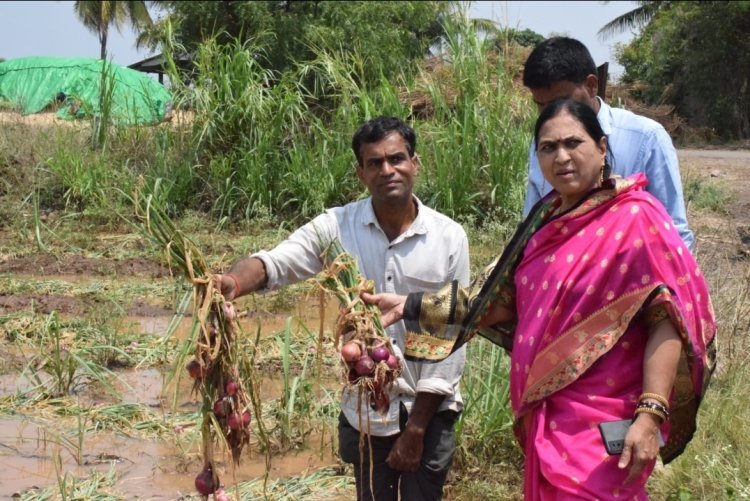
[361,292,406,327]
[618,413,662,484]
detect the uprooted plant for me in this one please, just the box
[130,178,269,499]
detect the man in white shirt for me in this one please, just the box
[218,116,470,500]
[522,37,694,249]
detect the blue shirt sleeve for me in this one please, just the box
[640,127,695,250]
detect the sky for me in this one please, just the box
[0,1,639,77]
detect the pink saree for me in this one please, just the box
[402,174,716,499]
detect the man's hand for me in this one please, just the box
[361,292,406,327]
[385,393,446,472]
[618,413,661,484]
[386,425,424,472]
[215,274,239,301]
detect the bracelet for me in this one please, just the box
[639,392,669,408]
[637,401,670,417]
[226,273,241,298]
[634,406,668,423]
[635,401,669,422]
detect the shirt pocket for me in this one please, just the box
[400,267,451,293]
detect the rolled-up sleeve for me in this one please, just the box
[415,345,466,395]
[412,223,470,397]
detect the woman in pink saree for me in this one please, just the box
[364,99,716,499]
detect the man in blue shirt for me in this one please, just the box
[522,37,694,249]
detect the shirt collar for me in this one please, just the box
[595,96,613,136]
[361,195,428,239]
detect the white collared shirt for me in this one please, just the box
[253,196,470,436]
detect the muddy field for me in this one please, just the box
[0,146,748,499]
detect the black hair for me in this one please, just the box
[351,116,416,166]
[523,37,597,89]
[534,99,613,178]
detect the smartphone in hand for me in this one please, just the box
[598,418,664,455]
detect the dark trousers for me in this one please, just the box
[338,407,458,501]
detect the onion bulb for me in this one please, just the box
[225,380,238,396]
[186,359,206,379]
[340,341,361,363]
[213,399,226,417]
[386,354,400,370]
[370,346,390,363]
[223,303,236,320]
[355,355,375,376]
[227,410,251,430]
[195,466,215,496]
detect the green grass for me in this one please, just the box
[683,171,734,214]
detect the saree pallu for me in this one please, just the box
[403,174,716,499]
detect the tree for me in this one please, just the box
[73,1,153,60]
[597,1,669,41]
[150,1,451,83]
[613,1,750,139]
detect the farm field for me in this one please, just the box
[1,110,749,499]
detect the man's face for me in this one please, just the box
[530,79,597,113]
[356,132,418,205]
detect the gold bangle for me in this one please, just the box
[640,392,669,408]
[634,406,667,423]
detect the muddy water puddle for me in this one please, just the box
[0,297,345,497]
[1,364,343,498]
[0,417,339,498]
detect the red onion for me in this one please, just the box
[370,346,390,363]
[227,410,250,430]
[386,354,400,370]
[195,466,215,496]
[355,355,375,376]
[225,380,238,396]
[213,399,226,417]
[227,412,242,430]
[223,303,236,320]
[186,359,206,379]
[340,341,361,363]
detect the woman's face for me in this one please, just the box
[536,110,607,211]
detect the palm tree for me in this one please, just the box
[597,1,670,40]
[73,1,153,60]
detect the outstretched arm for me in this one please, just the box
[216,257,268,300]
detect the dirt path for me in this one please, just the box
[677,148,750,248]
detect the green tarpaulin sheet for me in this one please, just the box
[0,56,171,125]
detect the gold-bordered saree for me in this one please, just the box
[402,174,716,469]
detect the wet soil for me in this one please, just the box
[0,294,174,317]
[0,146,747,498]
[0,254,169,278]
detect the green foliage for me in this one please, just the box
[494,27,545,49]
[683,173,733,214]
[615,1,750,139]
[162,0,450,83]
[73,0,152,60]
[147,11,534,224]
